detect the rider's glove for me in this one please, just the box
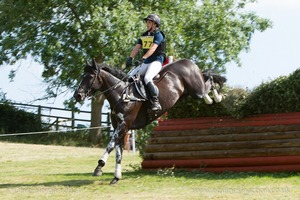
[140,58,146,63]
[126,57,133,68]
[134,58,145,66]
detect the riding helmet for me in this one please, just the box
[143,14,160,26]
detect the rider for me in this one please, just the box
[126,14,166,111]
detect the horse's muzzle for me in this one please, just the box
[73,90,86,102]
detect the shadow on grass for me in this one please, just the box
[0,172,111,189]
[0,169,298,189]
[0,170,154,189]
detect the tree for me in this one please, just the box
[0,0,271,145]
[180,0,272,72]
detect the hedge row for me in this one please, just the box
[0,102,43,134]
[237,68,300,117]
[168,68,300,118]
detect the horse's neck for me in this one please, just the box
[101,70,125,104]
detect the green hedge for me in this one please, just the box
[168,68,300,119]
[168,96,228,118]
[0,103,43,134]
[168,87,250,119]
[237,68,300,117]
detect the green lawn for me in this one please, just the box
[0,142,299,200]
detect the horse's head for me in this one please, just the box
[73,59,102,102]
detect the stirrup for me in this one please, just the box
[151,102,162,111]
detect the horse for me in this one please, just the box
[73,58,226,184]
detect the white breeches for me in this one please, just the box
[129,61,162,84]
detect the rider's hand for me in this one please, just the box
[133,58,145,66]
[140,58,146,63]
[126,57,133,68]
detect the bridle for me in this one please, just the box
[80,66,128,99]
[78,68,103,98]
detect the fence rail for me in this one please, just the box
[5,102,111,132]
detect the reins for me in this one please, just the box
[89,72,129,100]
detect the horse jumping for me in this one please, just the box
[73,58,226,184]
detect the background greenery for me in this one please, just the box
[237,68,300,117]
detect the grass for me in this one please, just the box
[0,142,299,200]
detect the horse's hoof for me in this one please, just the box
[204,94,213,104]
[109,177,119,185]
[92,166,103,176]
[212,89,222,103]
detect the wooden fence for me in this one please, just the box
[9,103,111,132]
[142,112,300,172]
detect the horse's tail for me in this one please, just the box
[202,71,227,90]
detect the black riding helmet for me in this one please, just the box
[143,14,160,27]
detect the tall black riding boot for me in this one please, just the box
[146,81,162,111]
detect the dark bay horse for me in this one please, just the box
[73,59,226,184]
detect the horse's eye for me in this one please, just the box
[81,73,90,78]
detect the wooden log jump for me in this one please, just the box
[142,112,300,172]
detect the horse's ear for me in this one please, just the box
[91,58,100,73]
[86,60,91,67]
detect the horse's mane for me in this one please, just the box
[101,65,128,80]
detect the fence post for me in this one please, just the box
[37,105,42,129]
[71,110,75,129]
[55,117,59,131]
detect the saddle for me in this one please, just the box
[122,73,164,102]
[122,74,149,102]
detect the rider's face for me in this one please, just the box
[145,20,156,32]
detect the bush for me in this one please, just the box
[0,103,43,134]
[167,86,250,119]
[237,68,300,117]
[168,96,229,119]
[136,121,157,158]
[222,87,250,118]
[167,68,300,119]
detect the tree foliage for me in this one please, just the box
[1,0,271,97]
[180,0,271,72]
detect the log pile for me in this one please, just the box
[142,112,300,172]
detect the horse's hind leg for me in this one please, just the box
[110,142,123,185]
[203,76,223,104]
[206,76,223,103]
[212,88,222,103]
[194,79,214,104]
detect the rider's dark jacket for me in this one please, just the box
[137,28,166,64]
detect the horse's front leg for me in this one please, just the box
[93,117,128,185]
[93,134,116,176]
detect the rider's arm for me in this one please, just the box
[142,43,158,59]
[130,44,142,58]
